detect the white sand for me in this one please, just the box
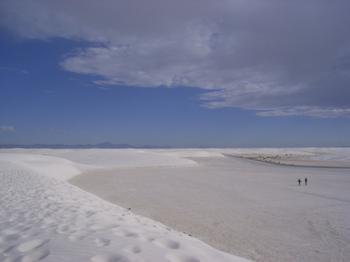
[0,149,249,262]
[1,148,350,262]
[70,148,350,262]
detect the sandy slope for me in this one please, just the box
[0,150,249,262]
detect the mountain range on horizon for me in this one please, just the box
[1,143,350,149]
[0,142,170,149]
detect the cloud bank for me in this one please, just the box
[1,0,350,117]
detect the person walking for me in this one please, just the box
[305,177,308,186]
[298,179,301,186]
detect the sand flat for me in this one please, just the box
[71,155,350,262]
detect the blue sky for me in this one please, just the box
[1,1,350,147]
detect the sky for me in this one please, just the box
[1,0,350,147]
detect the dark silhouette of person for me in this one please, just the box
[298,179,301,186]
[305,178,308,186]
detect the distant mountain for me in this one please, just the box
[0,142,171,149]
[94,142,132,148]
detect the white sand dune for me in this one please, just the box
[219,147,350,168]
[0,149,249,262]
[1,149,197,170]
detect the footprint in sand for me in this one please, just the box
[89,224,110,231]
[21,231,40,240]
[143,236,156,242]
[165,254,200,262]
[21,248,50,262]
[0,244,16,254]
[94,238,111,247]
[113,229,139,239]
[85,210,96,217]
[17,239,49,252]
[123,231,139,238]
[124,245,142,254]
[56,224,72,234]
[3,256,22,262]
[154,239,181,250]
[69,232,89,242]
[90,254,130,262]
[2,234,20,242]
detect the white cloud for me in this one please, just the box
[1,0,350,118]
[256,107,350,118]
[0,126,15,132]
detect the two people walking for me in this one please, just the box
[298,178,308,186]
